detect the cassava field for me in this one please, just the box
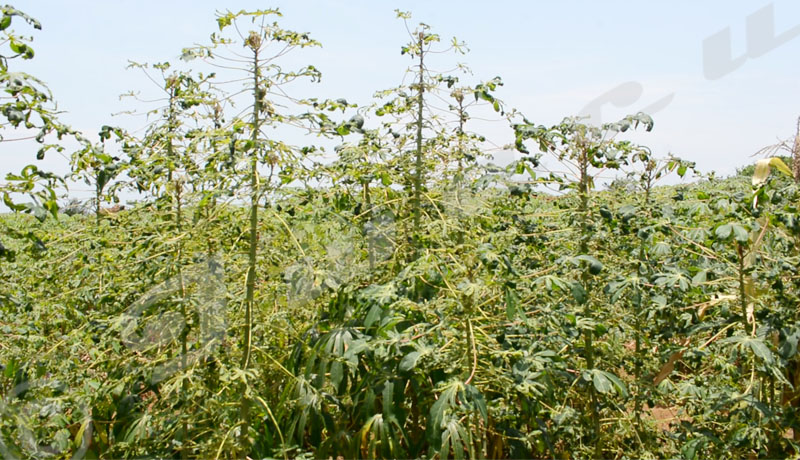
[2,5,800,460]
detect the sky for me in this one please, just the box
[5,0,800,203]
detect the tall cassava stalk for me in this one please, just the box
[375,17,483,255]
[363,179,375,270]
[83,127,123,227]
[412,31,425,247]
[792,116,800,182]
[208,103,224,223]
[633,161,655,434]
[175,179,190,458]
[787,123,800,436]
[94,140,106,227]
[454,90,466,184]
[163,77,191,457]
[575,134,602,456]
[452,89,468,245]
[183,11,324,453]
[736,242,750,333]
[239,30,264,447]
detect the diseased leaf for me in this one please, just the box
[654,349,685,385]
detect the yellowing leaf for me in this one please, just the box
[752,159,771,186]
[769,156,793,177]
[752,157,792,186]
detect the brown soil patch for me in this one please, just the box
[645,405,690,431]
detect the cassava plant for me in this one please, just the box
[367,11,507,258]
[513,113,658,457]
[1,5,76,259]
[116,62,217,457]
[182,9,330,453]
[373,11,467,253]
[276,13,529,460]
[70,125,126,225]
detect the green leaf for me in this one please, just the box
[715,223,732,240]
[97,169,111,191]
[588,259,602,275]
[780,327,800,359]
[382,381,395,419]
[576,254,603,275]
[592,370,613,394]
[691,270,707,287]
[590,369,627,396]
[732,224,749,243]
[504,286,519,320]
[330,360,343,388]
[28,203,47,222]
[364,303,382,328]
[602,370,628,397]
[217,14,233,30]
[570,281,587,305]
[652,295,667,307]
[722,336,776,365]
[746,338,774,365]
[399,351,421,372]
[682,438,707,460]
[3,192,27,212]
[9,39,26,54]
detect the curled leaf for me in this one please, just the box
[752,157,792,186]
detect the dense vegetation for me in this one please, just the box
[2,6,800,460]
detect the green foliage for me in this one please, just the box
[2,6,800,460]
[0,5,76,153]
[1,4,82,263]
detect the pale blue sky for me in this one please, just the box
[6,0,800,199]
